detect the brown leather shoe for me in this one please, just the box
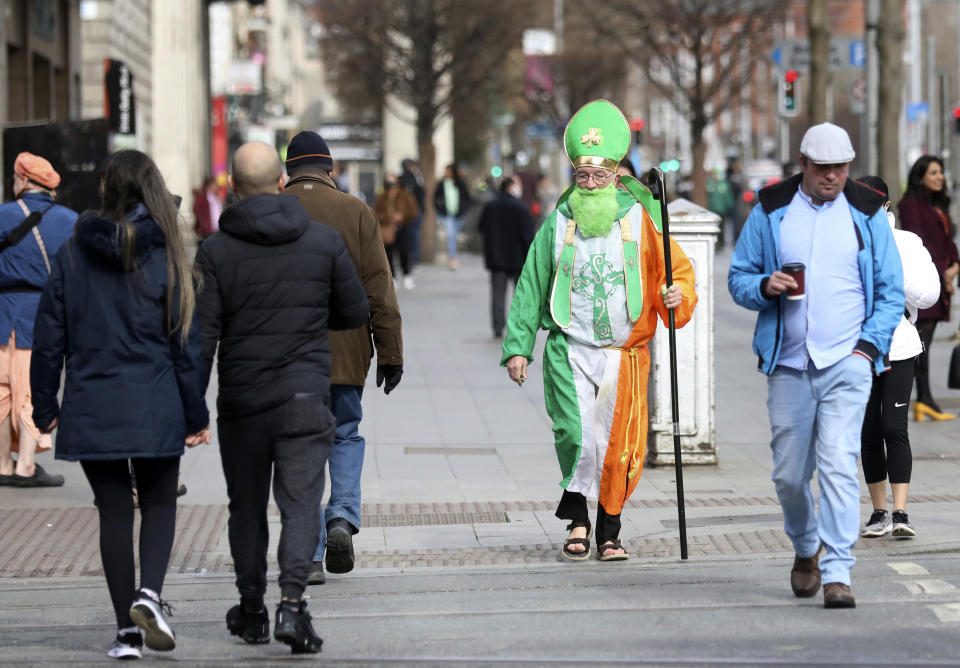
[790,545,822,598]
[823,582,856,608]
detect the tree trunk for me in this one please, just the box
[877,0,904,198]
[418,127,438,263]
[807,0,830,124]
[691,139,707,207]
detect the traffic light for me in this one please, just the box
[953,106,960,134]
[630,117,645,145]
[779,70,799,117]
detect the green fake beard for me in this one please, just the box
[569,183,619,237]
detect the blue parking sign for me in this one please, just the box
[850,40,865,68]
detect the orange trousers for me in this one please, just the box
[0,331,52,452]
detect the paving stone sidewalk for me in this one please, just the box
[2,249,959,577]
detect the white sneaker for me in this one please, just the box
[403,275,415,290]
[129,589,176,651]
[107,629,142,659]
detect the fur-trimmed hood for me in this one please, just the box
[74,204,166,269]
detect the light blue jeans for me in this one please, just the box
[442,214,464,259]
[313,385,364,561]
[766,354,873,586]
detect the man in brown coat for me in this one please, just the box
[283,131,403,584]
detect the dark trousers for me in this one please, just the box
[555,490,621,546]
[408,214,422,265]
[81,456,180,628]
[218,394,334,602]
[386,226,411,277]
[914,320,937,405]
[861,358,915,484]
[490,270,518,336]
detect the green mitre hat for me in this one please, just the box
[563,99,630,172]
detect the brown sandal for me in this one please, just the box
[561,521,592,561]
[597,539,629,561]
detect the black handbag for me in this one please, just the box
[949,344,960,389]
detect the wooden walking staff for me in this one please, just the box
[646,167,689,560]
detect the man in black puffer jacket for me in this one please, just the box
[196,141,368,654]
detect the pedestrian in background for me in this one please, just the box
[857,175,940,540]
[399,158,424,264]
[0,153,76,488]
[477,176,535,339]
[434,163,471,270]
[707,167,736,248]
[30,150,210,659]
[192,175,222,241]
[196,141,368,654]
[729,123,904,609]
[374,174,418,290]
[898,155,959,422]
[615,157,637,186]
[283,131,403,586]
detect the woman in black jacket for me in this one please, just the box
[30,151,210,660]
[433,163,471,269]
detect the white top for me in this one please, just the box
[888,212,941,361]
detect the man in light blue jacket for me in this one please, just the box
[728,123,904,609]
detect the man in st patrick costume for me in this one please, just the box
[502,100,698,561]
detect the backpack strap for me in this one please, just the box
[16,200,52,274]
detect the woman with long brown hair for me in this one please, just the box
[898,155,960,421]
[30,150,210,659]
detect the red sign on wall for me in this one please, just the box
[211,96,228,195]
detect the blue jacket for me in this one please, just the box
[31,205,209,461]
[728,174,904,375]
[0,192,77,348]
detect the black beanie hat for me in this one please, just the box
[286,131,334,171]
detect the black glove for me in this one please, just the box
[376,364,403,395]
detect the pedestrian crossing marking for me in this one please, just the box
[888,561,929,576]
[903,579,959,596]
[928,603,960,623]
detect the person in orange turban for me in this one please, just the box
[13,152,61,192]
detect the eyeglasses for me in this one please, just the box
[574,170,614,186]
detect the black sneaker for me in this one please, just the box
[107,630,142,659]
[274,600,322,654]
[307,560,326,585]
[891,510,916,537]
[325,518,355,574]
[861,509,892,537]
[226,600,270,644]
[9,463,64,487]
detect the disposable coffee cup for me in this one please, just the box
[782,262,805,300]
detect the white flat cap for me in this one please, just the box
[799,122,855,164]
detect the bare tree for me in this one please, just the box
[320,1,528,261]
[807,0,830,124]
[518,11,629,138]
[877,0,904,197]
[598,0,785,206]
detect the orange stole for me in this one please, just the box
[597,343,650,514]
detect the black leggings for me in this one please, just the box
[386,226,411,277]
[914,319,937,405]
[861,358,915,484]
[556,490,621,546]
[81,457,180,628]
